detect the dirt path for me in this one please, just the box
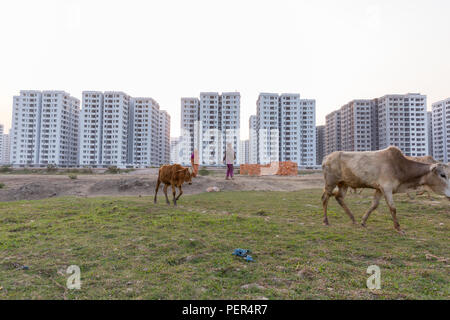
[0,172,324,201]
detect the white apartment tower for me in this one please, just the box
[256,93,280,164]
[432,98,450,162]
[10,90,43,165]
[1,133,10,165]
[39,91,80,166]
[10,90,79,166]
[427,111,433,157]
[131,97,160,166]
[248,115,257,164]
[253,93,316,168]
[316,125,325,165]
[180,92,240,166]
[377,93,428,157]
[101,92,131,166]
[239,140,249,164]
[180,97,199,165]
[340,100,375,152]
[170,137,181,164]
[79,91,104,166]
[325,110,341,156]
[158,110,171,165]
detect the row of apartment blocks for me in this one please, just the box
[9,90,170,167]
[171,92,317,169]
[320,93,450,164]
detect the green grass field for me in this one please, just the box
[0,189,448,299]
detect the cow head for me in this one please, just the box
[177,167,192,185]
[425,163,450,199]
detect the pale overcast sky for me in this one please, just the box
[0,0,449,139]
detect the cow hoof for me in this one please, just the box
[396,229,406,236]
[323,221,329,226]
[361,223,367,228]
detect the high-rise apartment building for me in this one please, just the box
[10,90,79,166]
[316,125,325,165]
[39,91,80,166]
[248,115,257,164]
[427,111,433,157]
[101,91,131,166]
[252,92,316,168]
[170,137,181,164]
[180,92,240,166]
[239,140,249,164]
[79,91,104,166]
[158,110,171,165]
[1,134,10,165]
[377,93,427,157]
[432,97,450,162]
[340,100,375,152]
[325,110,341,156]
[180,97,200,165]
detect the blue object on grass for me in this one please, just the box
[232,248,251,257]
[244,255,253,262]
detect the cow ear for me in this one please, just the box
[430,164,439,172]
[176,169,184,173]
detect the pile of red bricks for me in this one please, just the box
[240,161,298,176]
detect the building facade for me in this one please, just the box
[248,115,257,164]
[1,133,10,165]
[316,125,325,165]
[339,99,375,152]
[10,90,80,166]
[377,93,428,157]
[432,97,450,162]
[325,110,341,156]
[239,140,249,164]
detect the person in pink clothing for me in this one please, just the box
[223,142,236,180]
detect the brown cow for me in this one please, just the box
[405,155,439,200]
[322,146,450,234]
[154,164,192,206]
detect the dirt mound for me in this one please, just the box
[0,172,324,201]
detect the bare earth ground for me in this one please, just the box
[0,170,324,201]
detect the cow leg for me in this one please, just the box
[163,184,170,205]
[172,184,177,206]
[154,179,161,204]
[334,185,356,224]
[175,185,183,200]
[361,189,382,227]
[322,187,334,225]
[382,189,404,234]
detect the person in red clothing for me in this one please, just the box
[190,148,199,177]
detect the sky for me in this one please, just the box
[0,0,449,139]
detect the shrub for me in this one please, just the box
[106,166,120,174]
[0,183,4,189]
[46,164,57,173]
[68,174,78,180]
[198,168,210,176]
[0,165,12,173]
